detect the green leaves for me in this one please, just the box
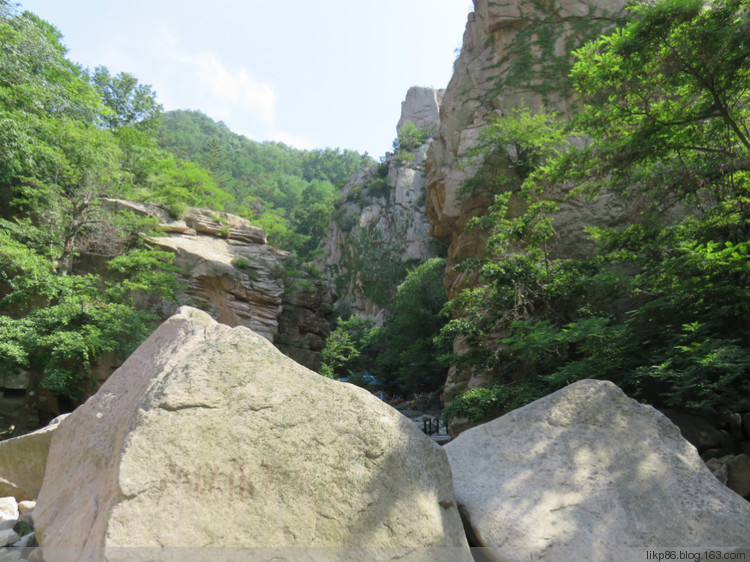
[0,238,181,399]
[92,66,162,131]
[320,315,379,379]
[444,0,750,418]
[570,0,750,204]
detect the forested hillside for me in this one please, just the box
[157,110,373,257]
[0,4,204,409]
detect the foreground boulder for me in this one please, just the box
[35,307,471,562]
[0,415,67,501]
[444,380,750,561]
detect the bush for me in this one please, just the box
[442,379,553,424]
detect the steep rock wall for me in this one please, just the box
[318,86,444,324]
[125,203,334,371]
[425,0,627,396]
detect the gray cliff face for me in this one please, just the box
[318,86,444,324]
[425,0,628,398]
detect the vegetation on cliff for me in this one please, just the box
[443,0,750,423]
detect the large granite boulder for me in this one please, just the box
[0,415,68,501]
[35,307,471,562]
[444,379,750,561]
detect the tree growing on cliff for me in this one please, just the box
[443,0,750,417]
[562,0,750,412]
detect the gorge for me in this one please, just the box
[1,0,750,556]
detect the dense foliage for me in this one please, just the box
[158,110,373,256]
[0,5,191,402]
[321,258,449,394]
[442,0,750,422]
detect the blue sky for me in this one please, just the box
[18,0,473,158]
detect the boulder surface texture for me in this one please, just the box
[444,379,750,561]
[35,307,471,562]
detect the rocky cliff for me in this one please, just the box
[425,0,627,396]
[318,86,444,323]
[106,201,335,371]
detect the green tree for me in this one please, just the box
[0,231,181,400]
[92,66,162,131]
[319,315,379,379]
[376,258,450,393]
[561,0,750,411]
[0,6,206,408]
[392,121,429,166]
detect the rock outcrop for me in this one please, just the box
[0,415,67,501]
[425,0,628,397]
[444,380,750,560]
[102,200,333,370]
[34,307,472,561]
[318,86,444,323]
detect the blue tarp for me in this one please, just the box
[335,371,387,386]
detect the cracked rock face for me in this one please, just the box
[425,0,628,398]
[35,307,471,561]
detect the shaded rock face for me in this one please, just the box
[425,0,627,396]
[444,380,750,560]
[35,307,472,561]
[318,86,444,323]
[102,200,333,371]
[0,415,67,501]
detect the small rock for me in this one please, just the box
[0,499,17,532]
[728,413,744,443]
[726,454,750,498]
[15,504,33,517]
[0,529,20,547]
[706,458,729,485]
[12,531,35,548]
[16,513,32,528]
[701,448,734,461]
[662,410,725,451]
[709,454,750,498]
[0,548,23,562]
[0,499,17,522]
[744,413,750,440]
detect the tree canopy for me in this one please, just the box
[157,109,374,256]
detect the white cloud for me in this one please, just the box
[146,30,276,127]
[193,54,276,125]
[270,131,315,151]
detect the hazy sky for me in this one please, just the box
[18,0,473,157]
